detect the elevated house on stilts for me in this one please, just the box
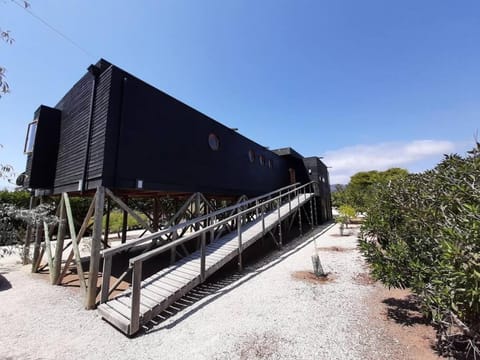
[19,59,332,335]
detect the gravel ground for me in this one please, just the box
[0,223,411,360]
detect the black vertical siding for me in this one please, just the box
[24,59,330,208]
[110,70,289,197]
[25,154,33,186]
[54,73,94,190]
[85,66,112,188]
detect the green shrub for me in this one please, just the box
[359,145,480,357]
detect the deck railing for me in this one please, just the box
[100,181,317,334]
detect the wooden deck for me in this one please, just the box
[98,193,313,335]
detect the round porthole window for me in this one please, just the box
[248,150,255,163]
[208,133,220,151]
[259,155,265,166]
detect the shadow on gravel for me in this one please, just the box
[140,222,335,336]
[0,274,12,291]
[382,295,429,326]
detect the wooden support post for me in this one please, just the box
[100,255,112,304]
[195,193,201,227]
[57,194,96,286]
[43,221,55,284]
[31,222,43,273]
[85,186,105,310]
[194,193,201,249]
[104,197,111,247]
[121,203,128,244]
[237,212,243,272]
[52,197,66,284]
[59,193,87,293]
[22,195,35,265]
[153,197,160,232]
[130,261,142,335]
[200,232,206,282]
[313,195,318,226]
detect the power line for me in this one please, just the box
[10,0,96,60]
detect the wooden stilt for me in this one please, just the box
[22,195,35,265]
[85,186,105,309]
[31,222,43,273]
[153,197,160,231]
[121,205,128,244]
[31,196,42,272]
[57,193,89,294]
[43,221,55,284]
[52,196,66,284]
[104,197,111,247]
[58,194,96,285]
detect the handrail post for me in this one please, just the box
[255,200,259,218]
[310,193,314,229]
[130,260,142,335]
[298,192,303,236]
[237,211,243,272]
[100,254,112,304]
[277,198,283,247]
[200,232,206,282]
[261,204,265,236]
[288,190,292,213]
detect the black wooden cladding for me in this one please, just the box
[24,59,331,206]
[26,105,61,189]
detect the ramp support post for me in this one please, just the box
[85,186,105,309]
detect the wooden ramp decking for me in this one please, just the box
[98,193,313,335]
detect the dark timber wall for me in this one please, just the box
[22,59,332,212]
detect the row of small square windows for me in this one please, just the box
[208,133,273,168]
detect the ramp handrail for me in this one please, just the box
[103,181,317,334]
[101,182,302,258]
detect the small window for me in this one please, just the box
[268,159,273,169]
[259,155,265,166]
[24,121,38,154]
[248,150,255,163]
[208,133,220,151]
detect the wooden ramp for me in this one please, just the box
[98,192,313,335]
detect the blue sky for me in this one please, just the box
[0,0,478,187]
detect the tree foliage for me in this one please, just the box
[359,145,480,357]
[332,168,408,212]
[0,1,30,97]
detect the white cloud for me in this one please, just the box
[323,140,456,184]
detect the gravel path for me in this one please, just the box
[0,223,409,360]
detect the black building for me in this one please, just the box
[22,59,331,217]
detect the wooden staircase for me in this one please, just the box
[98,183,316,335]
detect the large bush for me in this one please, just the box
[359,145,480,357]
